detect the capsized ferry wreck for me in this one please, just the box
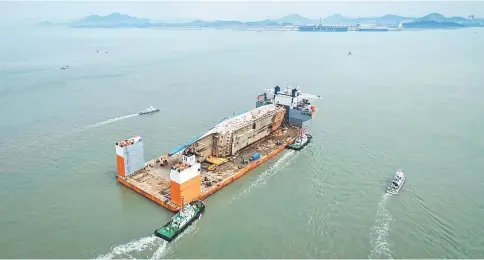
[115,84,322,211]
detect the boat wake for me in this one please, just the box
[150,240,168,260]
[95,235,167,260]
[96,214,203,260]
[368,193,393,259]
[85,114,139,129]
[230,150,298,202]
[7,68,61,78]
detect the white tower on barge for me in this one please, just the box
[169,151,201,207]
[115,136,145,177]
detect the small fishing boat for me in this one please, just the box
[386,169,406,195]
[154,199,205,242]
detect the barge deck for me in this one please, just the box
[116,126,299,211]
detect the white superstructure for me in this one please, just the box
[170,153,200,184]
[261,84,322,109]
[169,152,201,206]
[116,136,145,177]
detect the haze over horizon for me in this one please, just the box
[1,1,483,25]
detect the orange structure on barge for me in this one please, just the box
[115,85,321,211]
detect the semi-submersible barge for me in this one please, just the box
[115,85,321,211]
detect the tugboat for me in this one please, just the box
[138,105,160,115]
[386,169,406,195]
[286,129,312,151]
[154,198,205,242]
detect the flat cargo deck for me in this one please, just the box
[116,125,299,211]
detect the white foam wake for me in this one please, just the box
[85,114,139,129]
[7,68,60,78]
[97,214,203,260]
[151,241,168,260]
[368,193,393,259]
[230,150,297,202]
[95,235,166,260]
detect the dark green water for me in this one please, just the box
[0,26,483,259]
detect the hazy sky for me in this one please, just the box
[1,1,483,24]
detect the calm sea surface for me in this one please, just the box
[0,26,483,258]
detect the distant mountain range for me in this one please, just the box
[403,13,478,28]
[69,12,151,27]
[46,12,484,29]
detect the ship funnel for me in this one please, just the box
[274,85,280,94]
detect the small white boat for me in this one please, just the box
[386,169,406,195]
[138,105,160,115]
[60,65,69,70]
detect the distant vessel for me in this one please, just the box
[356,23,389,32]
[154,199,205,242]
[298,18,349,32]
[138,106,159,115]
[387,169,406,195]
[287,129,312,151]
[60,65,69,70]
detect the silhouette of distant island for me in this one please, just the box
[42,12,484,30]
[69,12,151,28]
[403,13,468,28]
